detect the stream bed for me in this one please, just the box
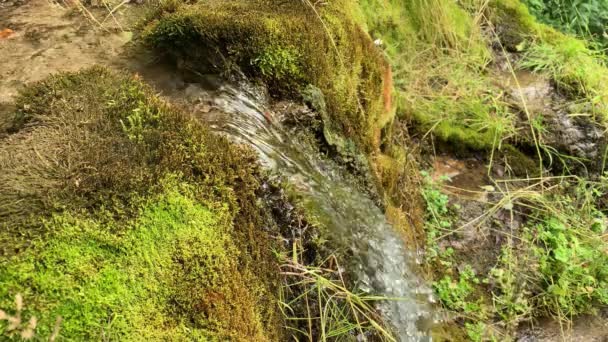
[140,67,434,340]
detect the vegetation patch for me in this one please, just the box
[0,68,282,340]
[488,0,608,122]
[523,0,608,48]
[421,173,608,340]
[1,186,269,340]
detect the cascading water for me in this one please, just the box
[142,67,433,340]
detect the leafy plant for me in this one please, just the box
[433,265,482,313]
[527,215,608,317]
[524,0,608,48]
[489,245,532,331]
[420,171,453,261]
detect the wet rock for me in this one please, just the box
[499,69,605,167]
[544,106,604,161]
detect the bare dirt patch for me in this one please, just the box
[0,0,133,102]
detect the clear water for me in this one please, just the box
[142,67,433,340]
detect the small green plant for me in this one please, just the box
[113,84,162,143]
[420,171,453,261]
[527,215,608,317]
[488,179,608,323]
[524,0,608,48]
[489,245,532,331]
[465,322,496,342]
[433,265,482,313]
[252,46,303,81]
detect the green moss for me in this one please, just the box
[0,68,282,340]
[252,45,303,82]
[143,0,390,151]
[355,0,511,152]
[0,184,271,340]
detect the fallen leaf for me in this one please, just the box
[0,28,15,39]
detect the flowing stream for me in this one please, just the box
[143,68,433,340]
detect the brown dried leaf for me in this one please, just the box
[0,28,15,39]
[7,316,20,331]
[15,293,23,311]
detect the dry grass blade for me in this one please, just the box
[279,250,397,341]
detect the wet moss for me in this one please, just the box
[142,0,391,152]
[0,68,282,340]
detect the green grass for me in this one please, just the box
[279,250,396,341]
[357,0,518,151]
[518,40,608,121]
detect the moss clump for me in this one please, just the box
[0,68,282,340]
[1,186,268,340]
[357,0,512,152]
[142,0,391,152]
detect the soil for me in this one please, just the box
[0,0,134,102]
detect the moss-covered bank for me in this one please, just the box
[142,0,392,153]
[141,0,426,244]
[0,68,282,340]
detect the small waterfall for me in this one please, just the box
[141,66,433,340]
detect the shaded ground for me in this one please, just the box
[430,153,608,341]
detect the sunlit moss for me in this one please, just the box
[142,0,391,152]
[0,68,282,340]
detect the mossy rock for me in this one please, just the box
[0,67,282,340]
[489,0,608,111]
[142,0,392,152]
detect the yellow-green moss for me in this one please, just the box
[356,0,511,151]
[143,0,391,152]
[0,68,282,340]
[0,185,270,340]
